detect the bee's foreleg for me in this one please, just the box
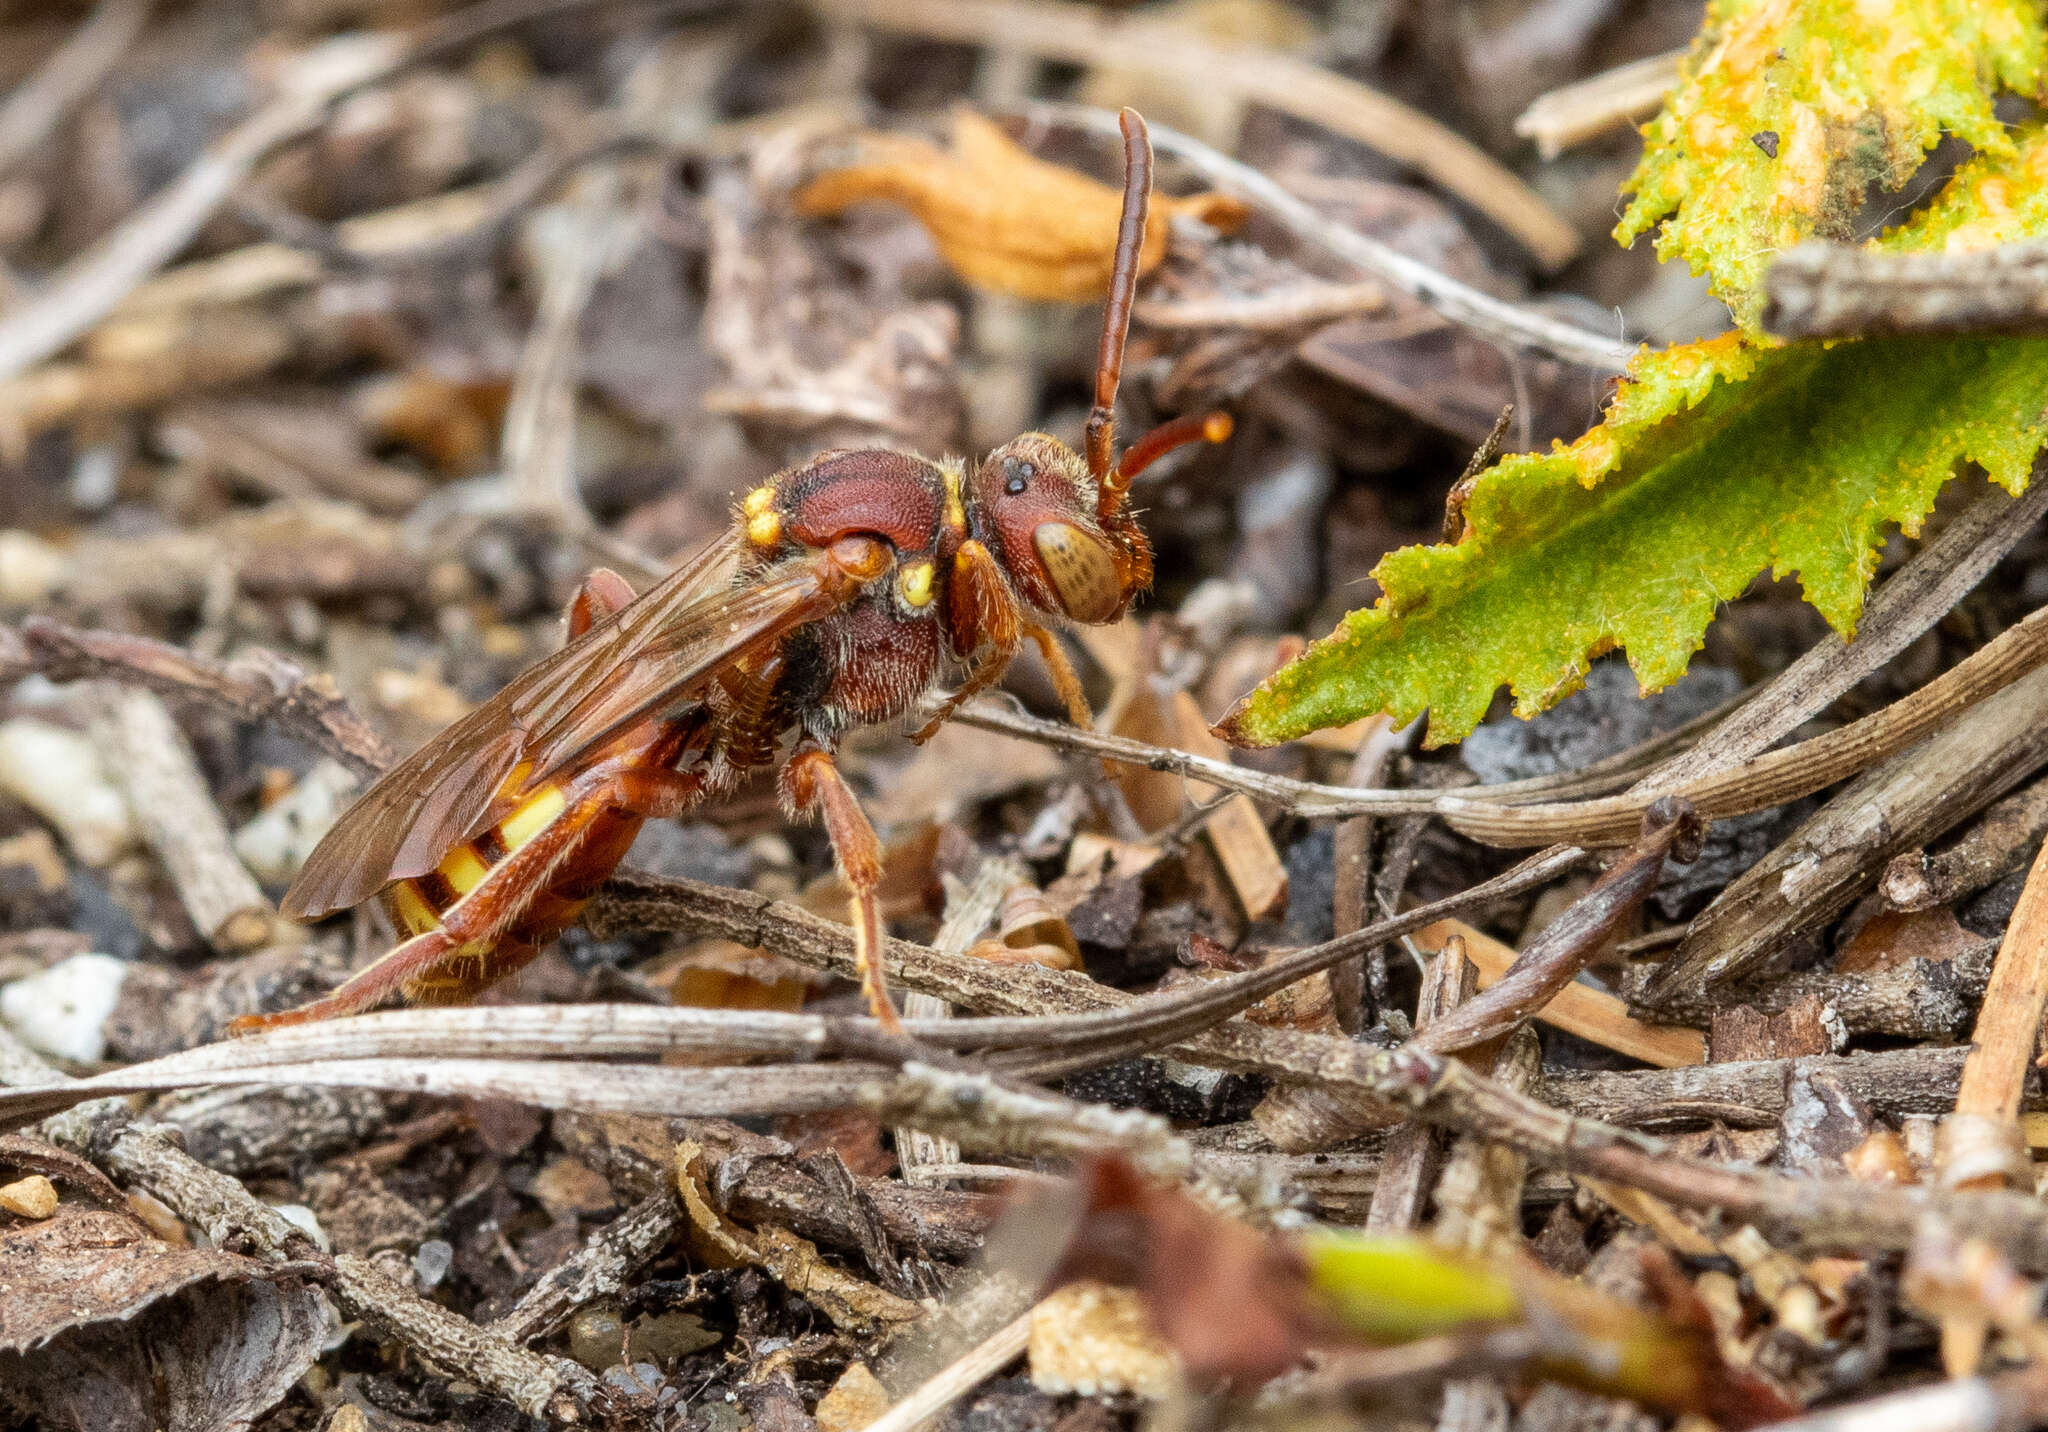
[782,745,899,1033]
[913,539,1020,745]
[1024,624,1094,729]
[911,647,1012,745]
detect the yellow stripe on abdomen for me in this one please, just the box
[388,880,440,936]
[498,786,568,849]
[438,843,491,895]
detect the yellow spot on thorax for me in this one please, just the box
[747,510,783,547]
[941,465,967,533]
[499,785,568,848]
[899,560,935,607]
[743,485,777,517]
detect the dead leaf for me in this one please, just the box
[967,883,1085,971]
[1835,906,1984,975]
[0,1206,322,1432]
[661,939,814,1016]
[706,163,962,451]
[530,1157,618,1219]
[1043,1155,1312,1386]
[675,1142,920,1336]
[795,111,1247,303]
[0,1134,124,1207]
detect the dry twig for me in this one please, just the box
[0,0,151,180]
[0,1025,600,1420]
[5,616,393,776]
[1765,239,2048,338]
[1035,104,1629,369]
[1512,49,1683,159]
[0,0,656,385]
[1645,659,2048,1002]
[90,686,282,954]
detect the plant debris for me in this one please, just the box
[6,2,2048,1431]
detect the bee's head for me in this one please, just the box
[970,433,1149,625]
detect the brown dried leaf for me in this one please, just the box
[1835,906,1985,976]
[675,1142,919,1336]
[794,111,1247,303]
[0,1134,124,1207]
[1043,1156,1312,1386]
[967,884,1085,971]
[706,163,962,453]
[0,1206,322,1432]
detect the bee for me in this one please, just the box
[231,108,1230,1036]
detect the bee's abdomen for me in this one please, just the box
[382,780,576,936]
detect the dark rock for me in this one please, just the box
[1460,661,1742,784]
[65,868,146,961]
[1279,826,1336,945]
[1066,877,1143,951]
[1778,1066,1876,1176]
[1062,1057,1265,1125]
[1654,802,1811,920]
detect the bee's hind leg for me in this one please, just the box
[226,924,461,1034]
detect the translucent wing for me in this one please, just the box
[284,532,847,917]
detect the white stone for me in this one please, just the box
[234,759,358,883]
[0,530,65,606]
[272,1203,331,1253]
[0,952,129,1064]
[0,718,134,865]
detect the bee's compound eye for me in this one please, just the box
[1032,522,1121,623]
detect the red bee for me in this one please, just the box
[231,109,1230,1036]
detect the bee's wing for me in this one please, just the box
[283,532,848,918]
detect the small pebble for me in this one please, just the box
[1028,1282,1177,1399]
[125,1189,189,1243]
[412,1238,453,1288]
[627,1310,719,1362]
[0,1174,58,1218]
[601,1362,664,1397]
[815,1362,890,1432]
[0,719,134,865]
[272,1202,330,1253]
[697,1400,745,1432]
[233,759,358,883]
[569,1304,627,1370]
[0,951,129,1063]
[0,531,64,606]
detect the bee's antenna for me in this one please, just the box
[1116,410,1233,485]
[1087,107,1151,516]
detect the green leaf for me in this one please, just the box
[1219,119,2048,751]
[1221,332,2048,747]
[1617,0,2046,321]
[1300,1231,1524,1342]
[1296,1229,1789,1421]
